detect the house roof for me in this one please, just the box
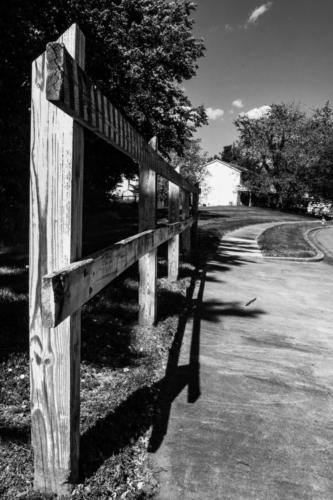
[204,158,246,173]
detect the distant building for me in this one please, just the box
[112,175,139,202]
[201,159,244,206]
[111,174,168,208]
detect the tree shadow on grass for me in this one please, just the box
[80,264,192,367]
[0,424,30,445]
[80,267,141,368]
[198,211,230,220]
[0,266,28,361]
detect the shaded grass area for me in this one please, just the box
[0,265,192,499]
[258,222,325,258]
[0,206,311,498]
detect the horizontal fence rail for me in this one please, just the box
[42,217,195,328]
[46,42,199,194]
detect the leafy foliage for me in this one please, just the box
[156,139,208,207]
[0,0,206,241]
[168,138,209,200]
[170,138,208,185]
[303,102,333,199]
[234,103,308,207]
[220,144,241,164]
[233,102,333,208]
[208,144,241,165]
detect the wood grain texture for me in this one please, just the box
[42,218,194,328]
[138,137,158,325]
[168,170,180,281]
[29,24,84,495]
[45,43,198,194]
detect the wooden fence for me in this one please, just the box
[29,24,199,495]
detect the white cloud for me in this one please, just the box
[232,99,244,109]
[225,3,273,32]
[246,2,273,25]
[224,1,274,32]
[224,24,234,32]
[242,105,271,119]
[206,107,225,120]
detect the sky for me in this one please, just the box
[186,0,333,156]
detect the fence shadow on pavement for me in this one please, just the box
[79,251,266,480]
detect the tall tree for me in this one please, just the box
[234,103,309,207]
[0,0,207,241]
[303,102,333,200]
[170,139,209,185]
[220,144,241,164]
[155,139,208,206]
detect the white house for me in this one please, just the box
[201,159,244,206]
[111,174,168,208]
[112,175,139,202]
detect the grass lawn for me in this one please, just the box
[0,205,311,499]
[258,221,328,258]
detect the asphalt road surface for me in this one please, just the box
[152,223,333,500]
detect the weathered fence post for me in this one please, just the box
[181,190,191,258]
[168,169,180,280]
[29,24,85,495]
[138,137,157,325]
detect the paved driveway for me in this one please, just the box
[151,224,333,499]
